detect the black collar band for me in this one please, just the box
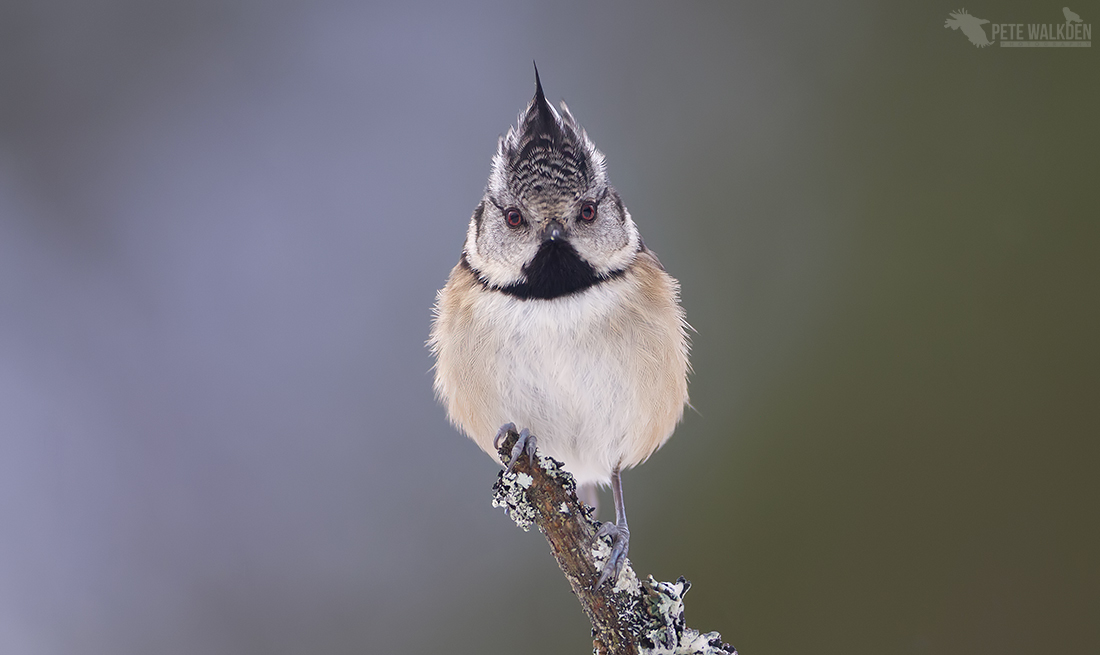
[463,242,629,301]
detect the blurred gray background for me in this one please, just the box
[1,1,1096,653]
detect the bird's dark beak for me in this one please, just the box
[540,220,566,243]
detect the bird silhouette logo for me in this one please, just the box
[945,9,993,47]
[1063,7,1083,23]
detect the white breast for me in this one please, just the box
[472,281,648,485]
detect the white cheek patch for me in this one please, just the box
[464,211,531,288]
[571,212,641,276]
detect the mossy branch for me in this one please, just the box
[492,429,736,655]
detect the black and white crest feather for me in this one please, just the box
[488,66,608,208]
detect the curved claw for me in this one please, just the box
[505,428,537,473]
[493,422,518,451]
[595,521,630,588]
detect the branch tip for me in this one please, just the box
[489,427,736,654]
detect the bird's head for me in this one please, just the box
[463,67,640,299]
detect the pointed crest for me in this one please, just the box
[519,61,566,155]
[488,65,608,202]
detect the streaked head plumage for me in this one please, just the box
[464,65,640,299]
[486,65,607,209]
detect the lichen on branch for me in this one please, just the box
[491,429,736,655]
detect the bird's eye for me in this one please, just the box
[505,208,523,227]
[580,202,597,222]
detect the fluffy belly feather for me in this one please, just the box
[431,256,688,488]
[476,280,668,486]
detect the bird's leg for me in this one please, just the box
[595,468,630,588]
[493,422,537,474]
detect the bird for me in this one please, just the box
[944,9,993,48]
[1064,7,1082,23]
[429,66,690,587]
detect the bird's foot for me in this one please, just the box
[493,422,516,450]
[493,423,537,474]
[595,520,630,588]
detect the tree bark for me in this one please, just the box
[492,429,736,655]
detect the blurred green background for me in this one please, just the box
[0,1,1095,654]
